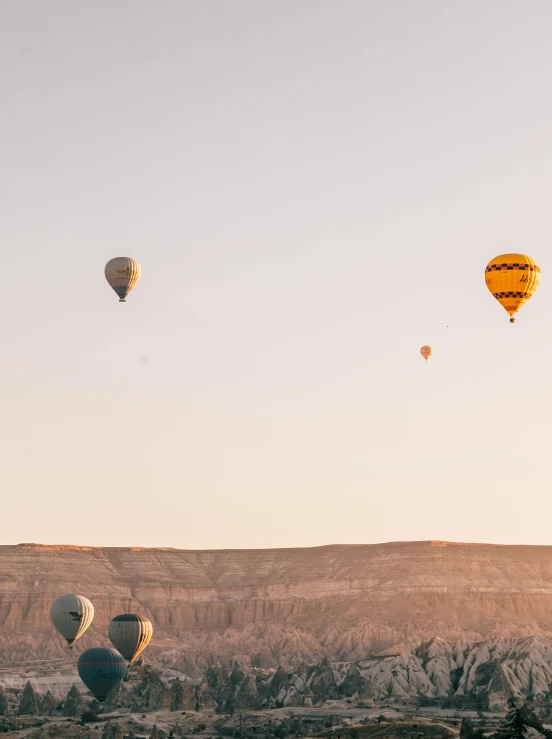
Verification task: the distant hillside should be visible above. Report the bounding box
[1,540,552,669]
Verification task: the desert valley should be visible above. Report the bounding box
[1,541,552,737]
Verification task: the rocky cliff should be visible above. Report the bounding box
[2,540,552,668]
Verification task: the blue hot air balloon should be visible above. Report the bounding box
[77,647,126,702]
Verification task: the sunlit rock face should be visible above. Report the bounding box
[2,540,552,668]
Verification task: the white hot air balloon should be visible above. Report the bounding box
[105,257,141,303]
[50,594,94,648]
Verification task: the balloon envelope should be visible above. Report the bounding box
[105,257,141,302]
[50,595,94,646]
[108,614,153,663]
[485,254,540,321]
[420,346,432,361]
[77,647,127,703]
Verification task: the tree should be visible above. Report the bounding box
[461,717,476,739]
[495,699,529,739]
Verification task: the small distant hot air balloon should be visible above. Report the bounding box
[105,257,141,303]
[485,253,541,323]
[50,595,94,648]
[77,647,127,703]
[420,346,432,362]
[108,614,153,663]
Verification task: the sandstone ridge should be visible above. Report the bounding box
[2,540,552,668]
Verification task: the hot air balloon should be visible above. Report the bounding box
[50,595,94,648]
[77,647,127,703]
[108,614,153,663]
[485,254,541,323]
[105,257,141,303]
[420,346,432,362]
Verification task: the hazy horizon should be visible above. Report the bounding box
[1,0,552,549]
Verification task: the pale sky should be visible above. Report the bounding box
[1,0,551,549]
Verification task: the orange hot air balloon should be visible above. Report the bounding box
[484,254,541,323]
[420,346,432,362]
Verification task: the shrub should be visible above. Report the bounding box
[80,710,100,724]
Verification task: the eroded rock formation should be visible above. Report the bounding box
[18,680,40,715]
[63,684,84,716]
[4,541,552,669]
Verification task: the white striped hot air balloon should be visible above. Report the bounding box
[105,257,141,303]
[50,594,94,648]
[108,614,153,663]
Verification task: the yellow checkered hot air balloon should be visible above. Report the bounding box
[485,254,540,323]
